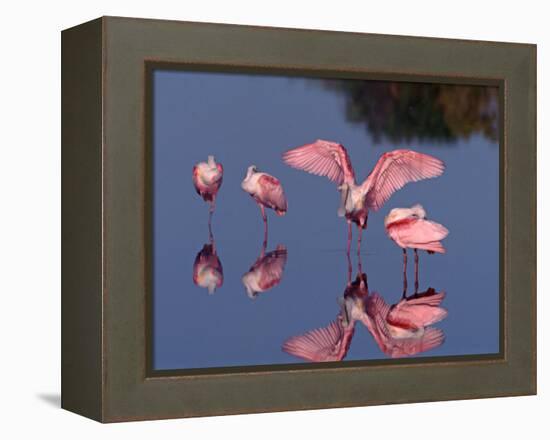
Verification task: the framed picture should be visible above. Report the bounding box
[62,16,536,422]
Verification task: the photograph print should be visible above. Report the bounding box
[148,66,501,372]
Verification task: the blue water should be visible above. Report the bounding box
[152,69,500,371]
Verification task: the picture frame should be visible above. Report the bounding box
[61,16,536,422]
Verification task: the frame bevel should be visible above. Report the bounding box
[61,16,536,422]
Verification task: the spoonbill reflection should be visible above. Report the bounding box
[385,204,449,289]
[241,165,287,246]
[282,140,444,254]
[282,255,367,362]
[386,288,448,331]
[192,239,223,295]
[283,251,447,362]
[241,243,288,299]
[192,155,223,233]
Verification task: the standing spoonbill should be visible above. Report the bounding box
[282,140,445,254]
[365,292,446,358]
[241,165,287,246]
[385,204,449,288]
[192,155,223,235]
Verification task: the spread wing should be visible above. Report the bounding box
[282,139,355,186]
[365,292,391,319]
[386,327,446,358]
[258,174,287,213]
[404,290,446,307]
[363,150,445,211]
[370,312,445,358]
[282,320,353,362]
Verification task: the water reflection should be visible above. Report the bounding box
[241,242,288,299]
[192,233,223,294]
[323,80,498,143]
[365,289,447,358]
[283,253,447,361]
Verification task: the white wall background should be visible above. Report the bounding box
[0,0,545,437]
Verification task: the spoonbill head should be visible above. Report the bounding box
[385,204,449,290]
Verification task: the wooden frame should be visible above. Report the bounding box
[62,16,536,422]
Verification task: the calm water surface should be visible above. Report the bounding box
[152,70,500,370]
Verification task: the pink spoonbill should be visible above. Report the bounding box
[192,155,223,234]
[385,204,449,289]
[241,165,287,246]
[282,140,445,254]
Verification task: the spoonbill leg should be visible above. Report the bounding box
[208,207,214,242]
[357,226,363,257]
[403,248,408,296]
[414,248,419,294]
[346,251,352,285]
[259,203,268,249]
[346,221,352,255]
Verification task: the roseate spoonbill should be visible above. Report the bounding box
[241,244,287,299]
[192,155,223,233]
[365,292,446,358]
[192,241,223,294]
[385,204,449,289]
[282,140,445,254]
[241,165,287,246]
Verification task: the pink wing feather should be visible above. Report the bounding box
[386,327,446,358]
[282,320,353,362]
[363,150,445,211]
[251,246,288,291]
[370,312,445,358]
[257,174,287,215]
[365,292,445,357]
[388,292,448,329]
[388,218,449,253]
[282,139,356,186]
